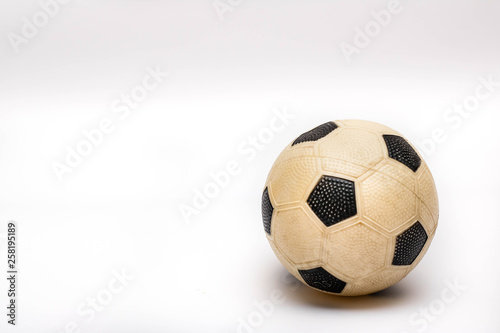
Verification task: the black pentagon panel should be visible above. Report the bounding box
[383,135,422,172]
[292,122,338,146]
[307,176,357,227]
[262,187,273,235]
[298,267,346,293]
[392,221,428,266]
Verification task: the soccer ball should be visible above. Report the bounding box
[262,120,438,296]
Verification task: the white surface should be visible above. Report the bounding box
[0,0,499,332]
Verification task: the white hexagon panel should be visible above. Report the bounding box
[272,207,323,265]
[361,169,418,232]
[326,222,389,279]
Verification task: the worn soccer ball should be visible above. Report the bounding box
[262,120,438,296]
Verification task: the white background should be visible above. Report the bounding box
[1,0,500,332]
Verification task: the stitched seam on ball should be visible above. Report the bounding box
[316,155,435,216]
[269,156,436,225]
